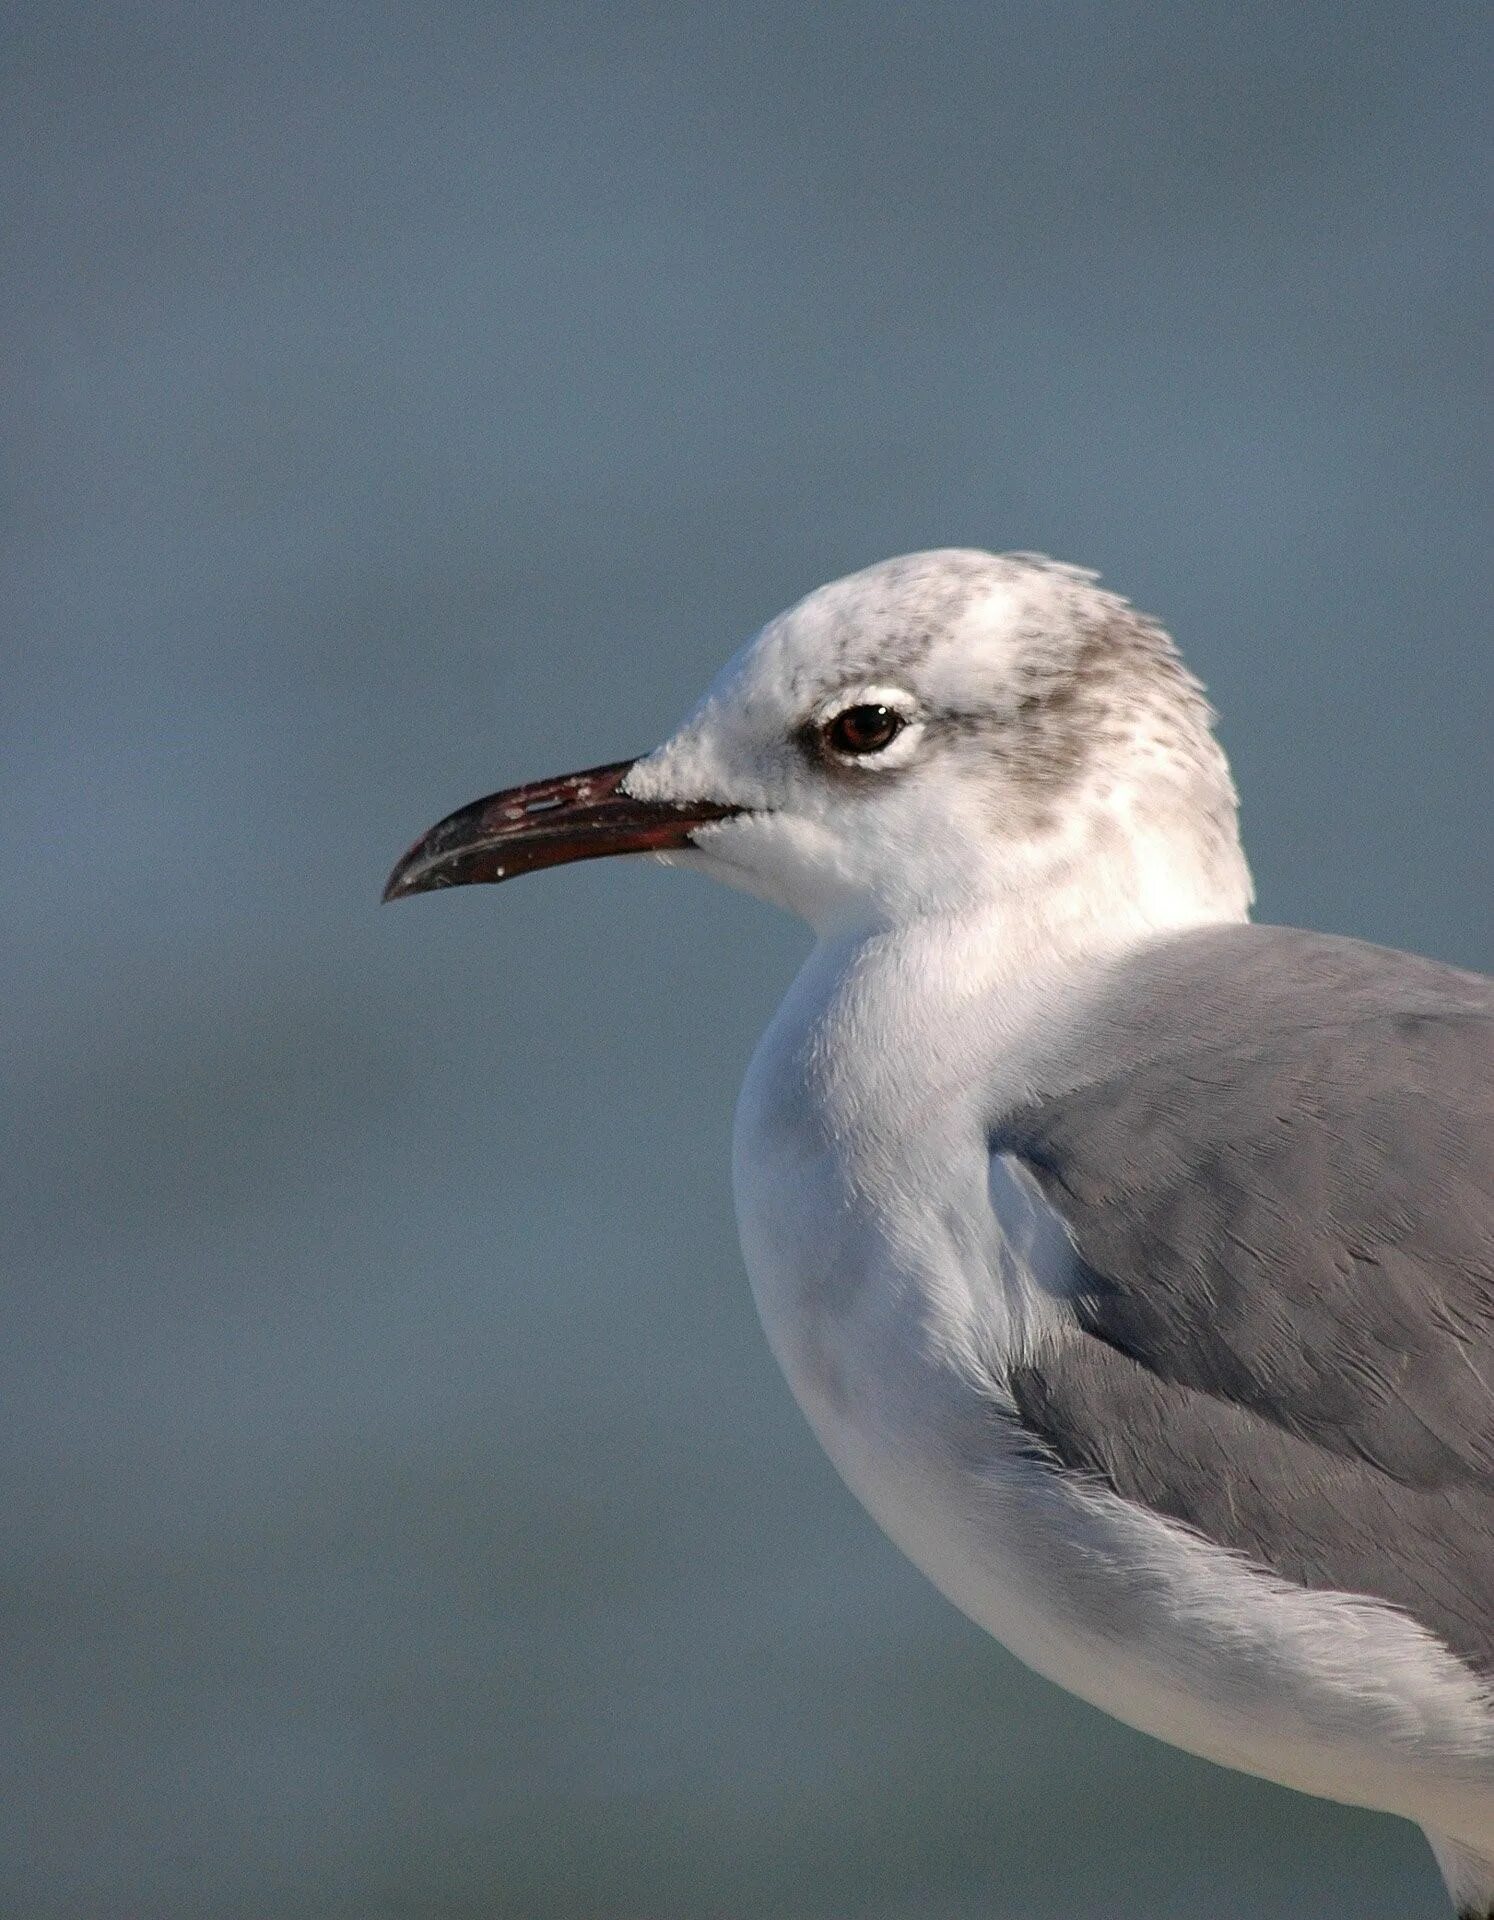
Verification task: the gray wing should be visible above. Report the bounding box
[994,924,1494,1679]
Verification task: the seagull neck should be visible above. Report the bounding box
[786,888,1244,1139]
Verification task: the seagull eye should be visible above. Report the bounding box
[823,703,905,758]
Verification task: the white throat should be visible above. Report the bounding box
[732,851,1251,1417]
[760,859,1246,1172]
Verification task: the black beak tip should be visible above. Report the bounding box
[381,844,439,904]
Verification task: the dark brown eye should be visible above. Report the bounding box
[824,703,904,757]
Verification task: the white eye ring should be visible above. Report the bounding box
[812,686,924,768]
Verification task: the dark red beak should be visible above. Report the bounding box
[382,758,739,903]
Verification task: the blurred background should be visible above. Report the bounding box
[3,4,1488,1915]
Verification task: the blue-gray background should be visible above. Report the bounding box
[4,5,1488,1916]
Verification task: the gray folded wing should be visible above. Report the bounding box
[992,925,1494,1679]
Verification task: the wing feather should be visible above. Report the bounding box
[993,925,1494,1675]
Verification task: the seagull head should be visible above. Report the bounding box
[385,550,1253,944]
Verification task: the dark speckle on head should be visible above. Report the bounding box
[989,591,1214,804]
[768,549,1003,698]
[755,551,1233,818]
[780,553,1221,816]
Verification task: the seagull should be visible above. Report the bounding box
[384,550,1494,1914]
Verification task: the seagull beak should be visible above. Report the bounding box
[382,757,740,903]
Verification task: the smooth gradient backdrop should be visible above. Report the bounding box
[4,4,1488,1915]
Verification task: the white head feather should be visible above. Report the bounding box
[626,549,1254,947]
